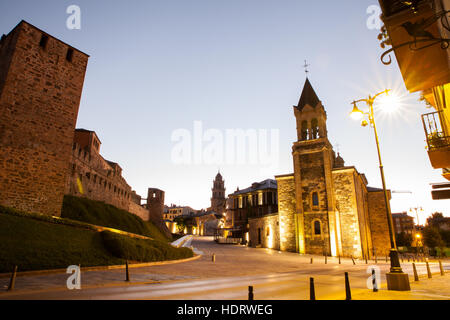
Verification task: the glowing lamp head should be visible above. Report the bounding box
[376,90,400,113]
[350,102,364,121]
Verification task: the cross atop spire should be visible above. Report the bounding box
[303,60,310,77]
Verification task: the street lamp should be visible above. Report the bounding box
[350,89,411,291]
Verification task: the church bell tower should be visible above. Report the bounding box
[291,78,340,257]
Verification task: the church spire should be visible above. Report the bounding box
[296,78,321,111]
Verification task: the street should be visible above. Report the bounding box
[0,236,448,300]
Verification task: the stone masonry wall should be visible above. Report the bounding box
[66,142,134,212]
[368,190,392,256]
[332,169,363,258]
[276,175,297,252]
[0,21,88,216]
[248,214,280,250]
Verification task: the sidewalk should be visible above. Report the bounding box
[326,273,450,300]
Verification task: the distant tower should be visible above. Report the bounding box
[211,171,226,214]
[147,188,171,238]
[0,21,89,216]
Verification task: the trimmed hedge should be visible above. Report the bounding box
[61,195,168,241]
[100,231,193,262]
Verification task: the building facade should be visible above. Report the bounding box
[378,0,450,199]
[0,21,89,216]
[237,78,392,258]
[392,212,416,235]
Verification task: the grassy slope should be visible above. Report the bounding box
[0,213,123,273]
[0,211,193,273]
[61,195,168,242]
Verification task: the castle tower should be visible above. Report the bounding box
[211,171,226,214]
[0,21,89,216]
[147,188,172,238]
[288,78,340,256]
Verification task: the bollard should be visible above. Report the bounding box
[338,255,341,264]
[344,272,351,300]
[212,254,216,262]
[325,254,327,264]
[426,261,432,279]
[351,255,355,265]
[372,269,378,292]
[310,277,316,300]
[439,260,445,276]
[310,257,313,264]
[412,263,419,282]
[125,260,130,282]
[365,257,368,264]
[385,255,388,263]
[375,255,377,264]
[7,266,18,291]
[248,286,254,301]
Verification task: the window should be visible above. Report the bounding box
[66,48,74,62]
[314,220,321,235]
[39,34,48,49]
[301,120,308,140]
[312,192,319,207]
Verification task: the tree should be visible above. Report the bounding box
[174,216,186,233]
[426,212,444,228]
[422,226,445,256]
[395,232,412,247]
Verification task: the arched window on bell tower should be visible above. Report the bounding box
[311,118,319,139]
[301,120,308,141]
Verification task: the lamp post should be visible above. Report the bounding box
[350,89,410,291]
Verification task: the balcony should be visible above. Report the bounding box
[422,111,450,169]
[379,0,450,93]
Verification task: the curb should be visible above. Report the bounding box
[0,254,202,279]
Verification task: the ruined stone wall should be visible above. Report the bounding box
[368,190,392,256]
[276,175,297,252]
[0,21,88,216]
[66,142,132,212]
[248,214,280,250]
[128,201,149,221]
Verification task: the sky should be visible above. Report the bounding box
[1,0,448,223]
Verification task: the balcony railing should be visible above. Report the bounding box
[421,111,450,150]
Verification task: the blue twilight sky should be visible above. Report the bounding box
[1,0,448,221]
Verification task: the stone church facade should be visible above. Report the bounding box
[249,78,391,259]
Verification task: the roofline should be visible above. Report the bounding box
[11,20,90,57]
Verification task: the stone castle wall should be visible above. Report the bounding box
[66,141,133,212]
[0,21,88,216]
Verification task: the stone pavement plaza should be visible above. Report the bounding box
[0,236,449,299]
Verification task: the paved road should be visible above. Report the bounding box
[1,236,448,300]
